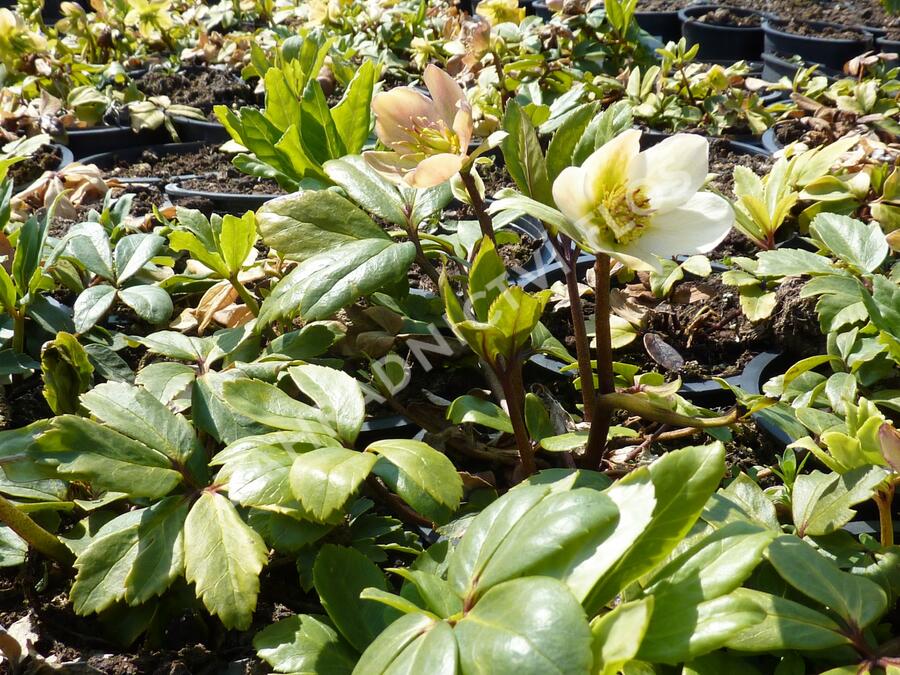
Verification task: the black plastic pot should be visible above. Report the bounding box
[165,178,282,213]
[79,141,208,178]
[172,116,231,144]
[635,10,682,42]
[741,350,802,447]
[762,20,874,71]
[761,127,782,155]
[876,35,900,52]
[506,216,555,278]
[358,414,418,444]
[761,52,842,82]
[64,124,169,160]
[679,5,767,61]
[532,1,552,19]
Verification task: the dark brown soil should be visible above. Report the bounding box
[8,144,61,188]
[178,173,285,196]
[636,0,690,11]
[0,375,53,430]
[768,19,869,39]
[695,7,761,26]
[707,140,773,198]
[104,145,234,181]
[137,68,255,121]
[772,113,868,149]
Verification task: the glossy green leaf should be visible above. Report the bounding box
[118,285,173,326]
[810,212,888,273]
[254,614,356,675]
[591,598,654,675]
[501,100,553,205]
[290,447,377,522]
[257,190,388,262]
[124,496,190,605]
[115,233,164,284]
[447,395,513,433]
[367,439,462,524]
[584,443,726,612]
[313,544,400,653]
[324,155,407,226]
[352,613,441,675]
[32,415,182,499]
[258,240,415,323]
[791,467,889,537]
[221,378,334,435]
[724,588,850,652]
[73,284,116,333]
[288,364,365,444]
[455,577,593,674]
[767,535,887,629]
[217,443,301,510]
[448,484,619,603]
[40,332,93,415]
[219,211,257,275]
[468,236,507,322]
[184,491,268,630]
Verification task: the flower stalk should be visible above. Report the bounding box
[0,493,74,565]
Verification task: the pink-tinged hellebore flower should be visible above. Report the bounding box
[364,64,473,189]
[552,129,734,271]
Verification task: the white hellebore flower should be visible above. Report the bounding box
[552,129,733,271]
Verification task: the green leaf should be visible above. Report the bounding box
[638,524,775,663]
[447,395,513,433]
[32,415,182,499]
[324,155,407,226]
[500,100,553,205]
[638,593,764,664]
[455,577,593,674]
[755,249,837,277]
[125,496,189,605]
[331,61,374,154]
[584,443,726,612]
[257,190,388,262]
[791,467,889,537]
[766,535,887,629]
[367,439,463,524]
[810,213,888,273]
[719,473,779,530]
[73,284,116,333]
[447,485,619,603]
[115,233,164,284]
[254,614,356,675]
[546,102,599,183]
[391,569,462,619]
[221,378,334,435]
[288,364,365,444]
[118,285,173,325]
[217,443,302,510]
[487,286,550,360]
[219,211,257,275]
[41,332,93,415]
[591,598,654,675]
[135,362,195,406]
[468,236,507,322]
[313,544,400,653]
[524,393,555,442]
[724,588,850,652]
[81,382,200,467]
[290,447,377,523]
[258,240,415,323]
[184,491,268,630]
[353,614,445,675]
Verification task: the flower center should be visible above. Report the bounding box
[591,183,653,245]
[396,116,461,157]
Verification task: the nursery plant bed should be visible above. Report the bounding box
[136,66,256,121]
[762,19,874,71]
[679,5,768,61]
[166,173,286,214]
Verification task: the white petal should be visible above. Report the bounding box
[629,133,709,213]
[407,153,463,188]
[619,191,734,263]
[552,165,593,225]
[582,129,642,205]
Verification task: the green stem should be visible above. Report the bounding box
[12,310,25,354]
[875,484,895,548]
[229,276,260,316]
[0,494,74,565]
[459,169,496,251]
[581,255,615,468]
